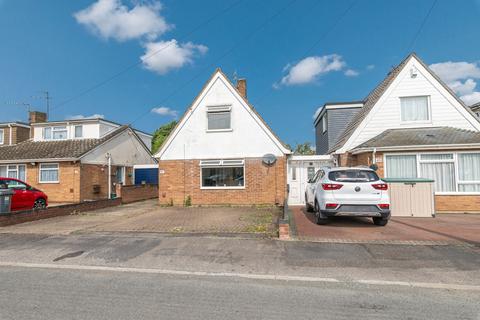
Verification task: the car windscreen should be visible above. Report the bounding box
[328,170,379,183]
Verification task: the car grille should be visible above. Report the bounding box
[338,205,378,212]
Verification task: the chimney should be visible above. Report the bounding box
[236,78,247,99]
[29,111,47,124]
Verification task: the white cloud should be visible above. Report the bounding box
[430,61,480,106]
[141,39,208,74]
[429,61,480,83]
[151,106,178,117]
[68,114,105,120]
[344,69,359,77]
[74,0,170,42]
[280,54,346,86]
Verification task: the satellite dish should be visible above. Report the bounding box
[262,153,277,166]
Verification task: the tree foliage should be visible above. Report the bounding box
[293,142,315,155]
[151,120,177,154]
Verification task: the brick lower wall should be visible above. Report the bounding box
[116,184,158,204]
[158,157,287,206]
[0,198,122,227]
[27,162,82,203]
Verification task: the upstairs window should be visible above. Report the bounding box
[0,128,3,144]
[207,106,231,131]
[400,96,430,122]
[74,125,83,138]
[322,115,327,133]
[43,126,67,140]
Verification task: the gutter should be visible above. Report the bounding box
[0,158,79,164]
[350,143,480,154]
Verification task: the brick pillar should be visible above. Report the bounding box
[115,183,122,198]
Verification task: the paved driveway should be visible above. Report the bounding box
[291,206,480,245]
[0,200,281,236]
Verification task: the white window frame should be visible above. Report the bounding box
[74,125,83,138]
[399,95,431,124]
[0,164,27,181]
[43,126,68,140]
[199,159,245,190]
[322,115,327,133]
[39,163,59,183]
[0,128,4,144]
[206,105,232,132]
[384,151,480,195]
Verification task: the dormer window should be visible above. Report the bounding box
[74,125,83,138]
[0,129,4,144]
[400,96,430,122]
[207,106,231,131]
[43,126,67,140]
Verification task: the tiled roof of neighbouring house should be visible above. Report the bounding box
[353,127,480,150]
[327,53,480,154]
[0,125,128,161]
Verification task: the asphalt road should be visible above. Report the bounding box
[0,266,479,320]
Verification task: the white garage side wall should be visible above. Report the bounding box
[81,130,156,165]
[340,57,480,153]
[158,73,288,160]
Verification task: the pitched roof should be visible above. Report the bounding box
[327,53,480,154]
[0,125,129,162]
[353,127,480,150]
[155,68,291,158]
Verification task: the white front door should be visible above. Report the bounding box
[288,163,301,205]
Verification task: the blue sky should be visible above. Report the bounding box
[1,0,480,146]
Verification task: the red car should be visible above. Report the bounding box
[0,177,48,211]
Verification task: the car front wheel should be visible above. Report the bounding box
[305,194,313,212]
[372,217,388,226]
[33,198,47,210]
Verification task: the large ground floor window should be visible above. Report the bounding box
[385,152,480,194]
[0,164,26,181]
[39,163,59,183]
[200,159,245,189]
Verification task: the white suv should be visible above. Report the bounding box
[305,167,391,226]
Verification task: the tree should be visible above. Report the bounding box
[293,142,315,155]
[151,120,177,154]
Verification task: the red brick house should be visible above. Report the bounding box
[0,113,156,203]
[318,53,480,213]
[155,69,291,206]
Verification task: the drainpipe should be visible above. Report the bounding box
[8,124,12,145]
[372,148,377,165]
[106,153,111,199]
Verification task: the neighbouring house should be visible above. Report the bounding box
[0,122,30,145]
[0,111,156,203]
[155,69,291,206]
[314,101,363,154]
[316,53,480,213]
[471,102,480,118]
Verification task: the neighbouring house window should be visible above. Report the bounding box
[457,153,480,192]
[74,125,83,138]
[419,154,455,192]
[307,167,316,180]
[44,126,67,140]
[207,106,231,131]
[200,159,244,188]
[400,96,429,122]
[39,163,59,183]
[322,115,327,133]
[0,164,26,181]
[385,155,417,178]
[0,129,4,144]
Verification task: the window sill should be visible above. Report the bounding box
[200,186,245,190]
[400,120,432,125]
[435,192,480,196]
[38,181,60,184]
[206,129,233,133]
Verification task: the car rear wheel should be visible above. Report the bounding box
[372,217,388,226]
[33,198,47,210]
[314,201,328,225]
